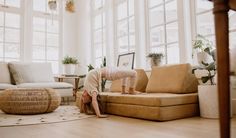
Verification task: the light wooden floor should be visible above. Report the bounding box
[0,115,235,138]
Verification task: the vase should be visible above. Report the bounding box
[150,58,161,67]
[63,64,76,75]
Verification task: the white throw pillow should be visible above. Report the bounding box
[8,62,55,84]
[0,62,11,84]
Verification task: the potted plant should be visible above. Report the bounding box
[193,34,214,67]
[65,0,75,13]
[147,53,164,67]
[62,56,78,75]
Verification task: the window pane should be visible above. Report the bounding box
[129,35,135,51]
[5,28,20,43]
[0,27,3,42]
[5,13,20,28]
[0,43,3,57]
[150,26,165,46]
[229,11,236,30]
[129,17,135,34]
[117,20,128,37]
[0,0,3,5]
[94,30,102,44]
[33,17,46,32]
[47,33,58,46]
[94,14,102,30]
[33,32,45,45]
[149,0,163,8]
[230,32,236,48]
[149,5,164,27]
[94,0,102,10]
[33,46,45,60]
[166,22,178,43]
[6,0,20,8]
[165,0,177,22]
[50,61,59,74]
[0,12,3,26]
[47,47,58,60]
[117,2,127,20]
[95,58,102,68]
[33,0,46,12]
[128,0,134,16]
[197,12,215,36]
[5,43,20,58]
[167,43,179,64]
[196,0,213,13]
[95,44,102,58]
[118,36,128,53]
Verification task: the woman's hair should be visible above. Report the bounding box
[80,91,104,115]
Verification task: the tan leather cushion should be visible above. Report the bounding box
[105,92,198,107]
[110,69,148,92]
[146,64,198,94]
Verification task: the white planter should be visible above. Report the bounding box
[63,64,76,75]
[198,85,233,118]
[197,52,214,66]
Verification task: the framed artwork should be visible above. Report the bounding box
[117,52,135,69]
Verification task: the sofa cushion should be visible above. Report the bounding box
[0,83,17,90]
[104,92,198,107]
[17,82,73,89]
[110,69,148,92]
[8,62,54,84]
[146,64,198,94]
[0,62,11,84]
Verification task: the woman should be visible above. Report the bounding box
[80,67,137,118]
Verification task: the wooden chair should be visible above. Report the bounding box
[209,0,236,138]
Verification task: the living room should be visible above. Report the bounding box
[0,0,236,138]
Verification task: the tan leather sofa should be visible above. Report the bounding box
[76,64,199,121]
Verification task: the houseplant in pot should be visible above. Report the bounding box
[62,56,78,75]
[147,53,164,67]
[193,34,214,67]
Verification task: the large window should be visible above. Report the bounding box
[32,0,61,74]
[0,0,22,61]
[195,0,215,45]
[115,0,135,54]
[147,0,179,64]
[91,0,106,68]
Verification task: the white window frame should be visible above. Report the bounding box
[145,0,180,66]
[114,0,135,58]
[91,0,106,68]
[0,0,23,61]
[31,0,63,74]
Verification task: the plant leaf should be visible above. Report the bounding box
[201,76,210,83]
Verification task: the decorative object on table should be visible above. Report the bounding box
[62,56,78,75]
[147,52,164,67]
[0,88,61,115]
[65,0,75,13]
[117,52,135,69]
[193,34,214,67]
[0,106,94,127]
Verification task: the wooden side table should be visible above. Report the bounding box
[55,76,80,97]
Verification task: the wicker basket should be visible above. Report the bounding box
[0,88,61,115]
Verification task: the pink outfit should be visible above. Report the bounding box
[83,67,137,96]
[101,67,137,88]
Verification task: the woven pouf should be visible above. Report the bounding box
[0,88,61,115]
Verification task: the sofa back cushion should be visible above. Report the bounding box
[8,62,54,84]
[146,64,198,94]
[0,62,11,84]
[110,69,148,92]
